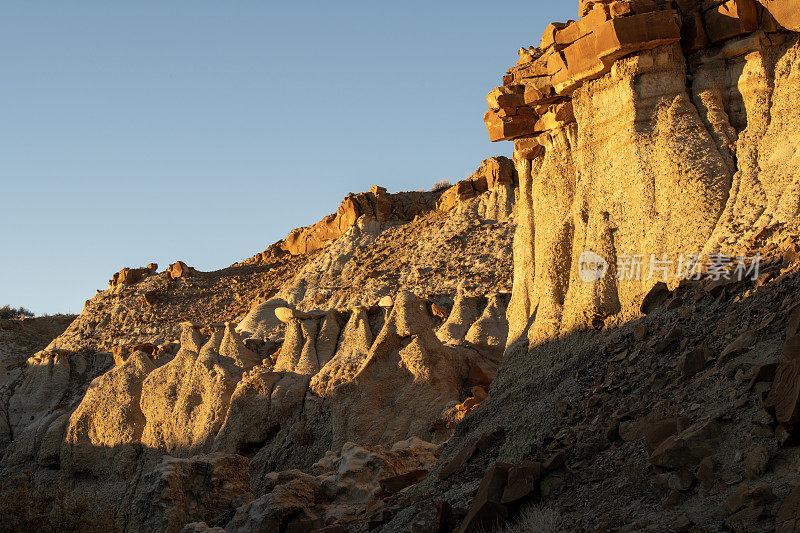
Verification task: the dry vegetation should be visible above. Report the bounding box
[0,475,119,533]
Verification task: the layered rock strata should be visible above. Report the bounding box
[484,0,800,347]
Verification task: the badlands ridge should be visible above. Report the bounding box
[2,0,800,531]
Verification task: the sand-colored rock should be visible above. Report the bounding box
[272,316,322,375]
[465,293,510,347]
[331,292,465,447]
[235,298,288,340]
[437,285,484,345]
[505,44,736,345]
[491,4,799,352]
[4,410,65,467]
[61,351,155,478]
[311,307,373,397]
[140,325,240,452]
[315,309,342,369]
[213,369,309,455]
[295,319,321,375]
[219,322,261,369]
[758,0,800,31]
[7,351,71,436]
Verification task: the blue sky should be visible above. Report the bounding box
[0,1,575,315]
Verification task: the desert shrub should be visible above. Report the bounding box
[0,475,119,533]
[503,504,563,533]
[473,504,563,533]
[0,305,35,319]
[431,179,452,191]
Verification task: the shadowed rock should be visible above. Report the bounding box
[331,292,465,447]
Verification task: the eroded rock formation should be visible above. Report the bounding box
[486,0,800,348]
[3,2,800,531]
[1,281,508,531]
[282,186,437,255]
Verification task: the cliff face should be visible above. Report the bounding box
[487,1,800,350]
[3,2,800,532]
[385,1,800,531]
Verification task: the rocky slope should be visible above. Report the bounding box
[378,0,800,531]
[2,1,800,532]
[0,156,518,532]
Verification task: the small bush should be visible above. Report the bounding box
[473,504,563,533]
[504,504,563,533]
[431,179,452,192]
[0,305,34,319]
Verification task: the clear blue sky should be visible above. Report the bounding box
[0,1,575,315]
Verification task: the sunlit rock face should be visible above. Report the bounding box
[490,1,800,348]
[2,2,800,532]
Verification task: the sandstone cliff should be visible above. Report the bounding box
[3,1,800,531]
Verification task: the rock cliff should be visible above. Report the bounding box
[2,1,800,531]
[486,0,800,351]
[0,157,517,531]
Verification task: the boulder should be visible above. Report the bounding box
[696,456,715,489]
[723,483,775,514]
[484,108,538,142]
[776,484,800,532]
[744,445,773,479]
[682,343,710,379]
[378,469,428,494]
[457,462,511,533]
[500,461,542,503]
[225,471,322,533]
[764,357,800,428]
[640,281,672,314]
[650,420,721,469]
[168,261,195,280]
[110,264,157,286]
[644,417,690,451]
[128,453,251,533]
[313,438,438,504]
[274,307,325,323]
[757,0,800,30]
[704,0,759,44]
